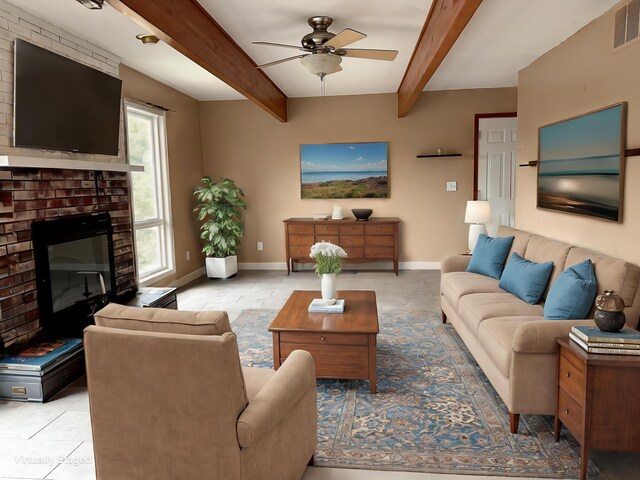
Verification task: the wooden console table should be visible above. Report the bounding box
[283,217,399,275]
[555,337,640,480]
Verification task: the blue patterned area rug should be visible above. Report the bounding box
[234,309,591,478]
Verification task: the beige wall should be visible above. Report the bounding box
[199,89,517,265]
[120,65,205,283]
[516,3,640,265]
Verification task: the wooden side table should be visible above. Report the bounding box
[555,337,640,480]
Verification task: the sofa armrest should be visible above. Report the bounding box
[236,350,316,448]
[512,319,595,354]
[441,254,472,274]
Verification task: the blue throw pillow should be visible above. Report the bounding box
[545,260,597,320]
[466,234,514,279]
[499,253,554,304]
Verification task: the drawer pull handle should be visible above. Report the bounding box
[321,336,326,341]
[564,408,569,415]
[566,372,571,378]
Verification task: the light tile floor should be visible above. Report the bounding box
[1,270,638,479]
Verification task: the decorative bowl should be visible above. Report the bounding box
[351,209,373,221]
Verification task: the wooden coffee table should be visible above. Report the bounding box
[269,290,379,393]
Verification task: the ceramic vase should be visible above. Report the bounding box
[594,290,626,332]
[321,273,337,305]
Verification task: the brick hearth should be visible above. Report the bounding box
[0,167,136,349]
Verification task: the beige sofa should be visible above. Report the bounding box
[85,304,317,480]
[440,226,640,433]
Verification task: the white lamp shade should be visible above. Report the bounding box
[300,53,342,77]
[464,200,491,224]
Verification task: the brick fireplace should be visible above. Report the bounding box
[0,167,136,349]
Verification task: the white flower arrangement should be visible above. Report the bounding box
[309,241,347,276]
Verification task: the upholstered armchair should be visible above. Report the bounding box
[84,304,317,480]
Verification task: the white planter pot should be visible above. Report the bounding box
[206,255,238,279]
[321,273,337,305]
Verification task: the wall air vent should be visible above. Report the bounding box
[614,0,640,49]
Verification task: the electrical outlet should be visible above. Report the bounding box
[186,251,190,261]
[446,181,457,192]
[257,242,264,251]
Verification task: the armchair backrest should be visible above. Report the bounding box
[85,305,249,479]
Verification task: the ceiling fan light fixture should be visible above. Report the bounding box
[136,34,160,45]
[75,0,104,9]
[300,53,342,78]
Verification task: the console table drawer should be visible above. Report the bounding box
[366,235,394,247]
[280,332,368,346]
[340,236,364,247]
[365,223,394,235]
[339,224,364,235]
[289,246,312,258]
[343,246,364,258]
[288,224,314,235]
[558,389,584,442]
[559,354,584,406]
[315,224,339,234]
[289,234,314,246]
[316,235,339,244]
[366,246,394,258]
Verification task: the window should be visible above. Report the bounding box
[125,101,174,284]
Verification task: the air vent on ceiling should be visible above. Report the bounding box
[614,0,640,49]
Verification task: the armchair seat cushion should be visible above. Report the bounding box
[458,293,543,334]
[94,303,231,335]
[441,272,504,311]
[243,367,276,401]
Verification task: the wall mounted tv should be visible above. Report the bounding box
[13,38,122,155]
[537,103,626,223]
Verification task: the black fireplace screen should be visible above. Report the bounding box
[33,213,116,338]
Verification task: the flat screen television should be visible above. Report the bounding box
[13,38,122,155]
[537,103,626,222]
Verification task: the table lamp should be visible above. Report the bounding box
[465,200,491,252]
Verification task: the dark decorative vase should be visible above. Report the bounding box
[594,290,626,332]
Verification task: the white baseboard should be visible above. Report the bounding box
[169,267,206,288]
[237,262,441,271]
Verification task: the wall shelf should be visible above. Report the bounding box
[417,153,462,158]
[0,155,144,173]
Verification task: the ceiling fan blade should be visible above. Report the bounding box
[340,49,398,61]
[253,42,308,51]
[324,28,366,50]
[256,54,309,69]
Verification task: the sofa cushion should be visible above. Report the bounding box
[523,235,572,297]
[441,272,504,311]
[499,253,554,304]
[478,317,540,378]
[458,293,544,335]
[467,234,514,279]
[497,226,532,263]
[565,247,640,308]
[94,303,232,335]
[545,259,597,320]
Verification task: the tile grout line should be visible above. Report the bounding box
[28,411,66,440]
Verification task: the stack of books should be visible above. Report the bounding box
[308,299,345,313]
[570,326,640,355]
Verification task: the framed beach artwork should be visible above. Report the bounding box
[300,142,389,199]
[537,103,626,222]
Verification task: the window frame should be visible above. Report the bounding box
[124,100,175,286]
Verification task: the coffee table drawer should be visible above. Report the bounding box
[280,332,368,346]
[280,343,368,378]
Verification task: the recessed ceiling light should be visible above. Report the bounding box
[75,0,104,9]
[135,34,160,45]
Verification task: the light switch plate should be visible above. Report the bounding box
[446,181,457,192]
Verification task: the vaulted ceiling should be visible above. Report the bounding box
[9,0,620,118]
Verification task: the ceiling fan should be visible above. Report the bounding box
[253,16,398,79]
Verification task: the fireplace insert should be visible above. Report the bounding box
[33,213,117,338]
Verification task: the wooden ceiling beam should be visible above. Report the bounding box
[107,0,288,122]
[397,0,483,117]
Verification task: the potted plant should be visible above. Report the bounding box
[193,177,246,279]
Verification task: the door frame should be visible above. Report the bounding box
[473,112,517,200]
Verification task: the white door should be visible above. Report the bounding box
[477,116,518,236]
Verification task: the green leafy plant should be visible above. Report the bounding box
[193,177,246,258]
[309,242,347,275]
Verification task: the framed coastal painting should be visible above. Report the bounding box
[300,142,389,199]
[537,103,626,222]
